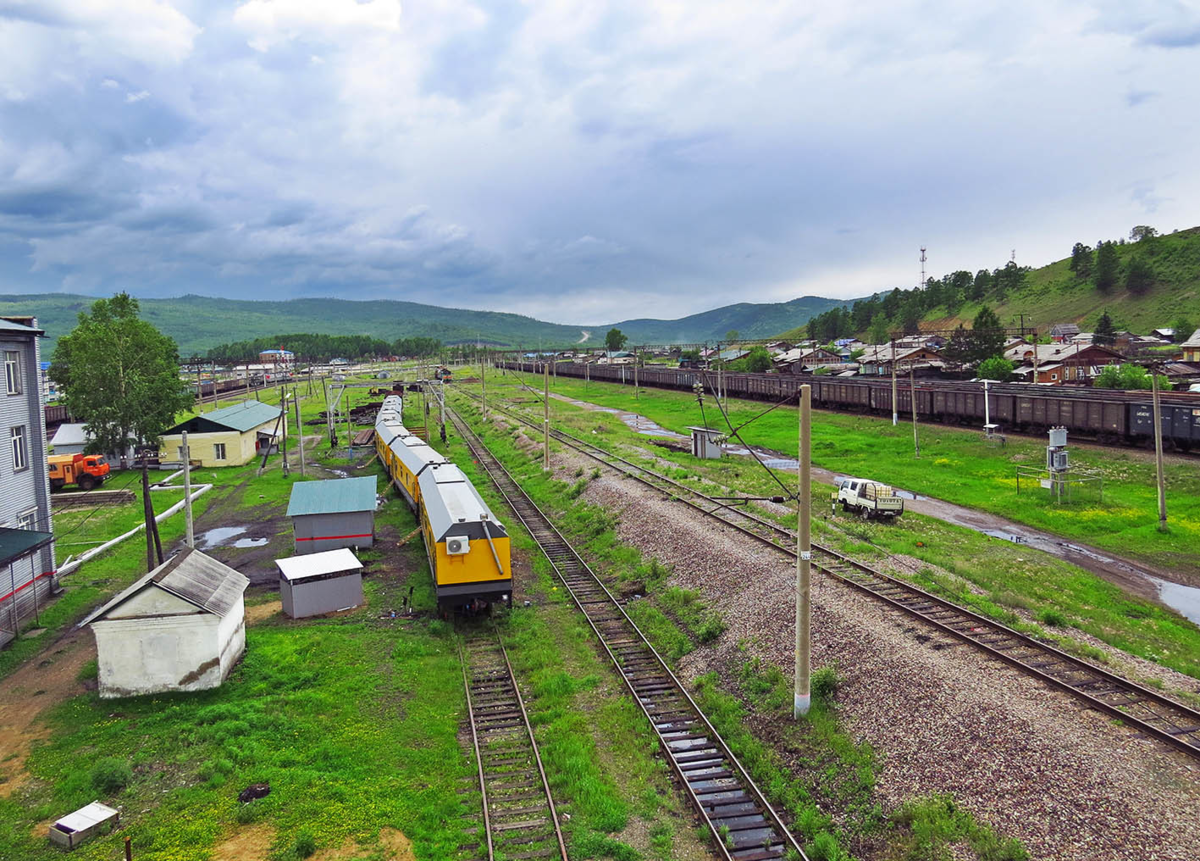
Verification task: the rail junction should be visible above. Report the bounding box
[455,389,1200,762]
[448,407,809,861]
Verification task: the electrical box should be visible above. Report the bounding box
[1048,427,1067,448]
[1051,450,1069,471]
[687,426,724,460]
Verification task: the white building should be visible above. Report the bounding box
[1,316,55,649]
[82,549,248,699]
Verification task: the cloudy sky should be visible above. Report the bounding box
[1,1,1198,323]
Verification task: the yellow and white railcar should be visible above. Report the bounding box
[375,394,512,612]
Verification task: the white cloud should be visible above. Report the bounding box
[1,0,1199,323]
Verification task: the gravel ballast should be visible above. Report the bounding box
[554,449,1200,861]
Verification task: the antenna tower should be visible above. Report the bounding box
[919,246,927,289]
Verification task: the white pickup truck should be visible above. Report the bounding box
[834,477,904,520]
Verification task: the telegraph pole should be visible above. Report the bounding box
[890,336,899,426]
[182,432,194,548]
[293,387,305,476]
[279,387,289,477]
[480,353,487,422]
[794,384,812,718]
[543,362,550,472]
[1151,365,1167,530]
[910,364,920,458]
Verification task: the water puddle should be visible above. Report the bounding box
[1150,578,1200,625]
[982,529,1026,544]
[619,414,686,439]
[198,526,267,550]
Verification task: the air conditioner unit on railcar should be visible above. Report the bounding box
[446,536,471,555]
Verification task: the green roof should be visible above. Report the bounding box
[165,400,282,435]
[0,527,54,567]
[287,477,378,517]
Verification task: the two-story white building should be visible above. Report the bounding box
[1,316,55,649]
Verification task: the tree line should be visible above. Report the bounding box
[204,333,445,362]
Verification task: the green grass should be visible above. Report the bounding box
[459,373,1200,681]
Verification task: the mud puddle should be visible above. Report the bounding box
[198,526,269,550]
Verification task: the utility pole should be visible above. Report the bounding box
[293,387,305,476]
[345,390,353,455]
[279,387,289,477]
[890,336,899,426]
[439,379,447,444]
[794,384,812,719]
[141,457,156,572]
[634,356,639,400]
[480,353,487,422]
[910,364,920,458]
[543,362,550,472]
[1151,365,1167,530]
[182,432,194,548]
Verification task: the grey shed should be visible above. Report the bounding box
[286,476,377,554]
[275,548,364,618]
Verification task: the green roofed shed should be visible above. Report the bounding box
[287,477,377,555]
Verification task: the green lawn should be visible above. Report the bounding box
[490,370,1200,578]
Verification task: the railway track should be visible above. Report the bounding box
[459,390,1200,762]
[459,626,568,861]
[448,408,809,861]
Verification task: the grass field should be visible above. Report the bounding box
[457,371,1200,684]
[493,370,1200,578]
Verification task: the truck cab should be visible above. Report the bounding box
[48,453,111,491]
[835,477,903,520]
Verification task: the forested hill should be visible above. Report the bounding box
[0,291,855,356]
[0,294,592,356]
[796,226,1200,342]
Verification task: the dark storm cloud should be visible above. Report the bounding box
[0,0,1198,322]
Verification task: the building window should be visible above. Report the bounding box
[17,509,36,530]
[1051,373,1058,381]
[4,351,20,395]
[213,443,226,461]
[11,425,27,471]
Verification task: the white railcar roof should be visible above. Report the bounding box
[418,462,504,539]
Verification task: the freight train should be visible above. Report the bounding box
[502,361,1200,450]
[374,394,512,612]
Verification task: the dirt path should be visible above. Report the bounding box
[0,630,94,798]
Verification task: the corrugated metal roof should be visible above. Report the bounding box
[81,548,249,625]
[287,476,378,517]
[0,317,43,335]
[51,423,88,447]
[169,400,282,434]
[275,548,362,582]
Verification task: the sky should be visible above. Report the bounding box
[1,0,1198,325]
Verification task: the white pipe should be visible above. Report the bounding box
[984,379,990,427]
[58,484,213,578]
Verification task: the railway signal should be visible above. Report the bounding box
[795,383,812,719]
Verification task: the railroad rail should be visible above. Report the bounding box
[459,626,568,861]
[460,390,1200,762]
[448,407,809,861]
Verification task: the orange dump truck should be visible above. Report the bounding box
[48,453,110,491]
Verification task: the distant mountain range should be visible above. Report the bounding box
[0,292,855,356]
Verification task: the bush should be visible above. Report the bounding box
[293,829,317,858]
[1038,608,1067,627]
[807,831,844,861]
[236,800,262,824]
[90,757,132,795]
[811,665,841,701]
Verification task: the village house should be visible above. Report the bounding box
[1049,323,1081,343]
[159,399,283,467]
[1182,329,1200,363]
[857,344,943,376]
[773,347,844,374]
[82,549,249,698]
[1003,342,1124,384]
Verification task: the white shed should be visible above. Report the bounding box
[81,549,249,699]
[275,548,364,618]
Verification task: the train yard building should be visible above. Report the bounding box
[286,476,377,554]
[1,316,56,649]
[276,548,364,618]
[159,400,283,467]
[81,549,249,699]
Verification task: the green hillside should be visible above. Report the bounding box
[0,294,594,357]
[0,291,855,357]
[611,295,853,343]
[789,226,1200,342]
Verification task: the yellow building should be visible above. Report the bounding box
[1182,329,1200,363]
[159,400,284,467]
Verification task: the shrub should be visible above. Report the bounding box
[1038,608,1067,627]
[811,665,841,701]
[293,829,317,858]
[807,831,843,861]
[90,757,132,795]
[696,616,726,644]
[236,800,262,824]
